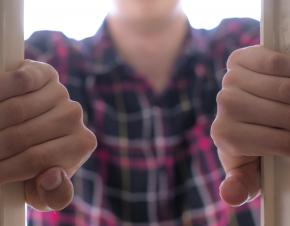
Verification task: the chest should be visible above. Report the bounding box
[84,61,218,140]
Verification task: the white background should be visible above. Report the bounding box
[24,0,261,40]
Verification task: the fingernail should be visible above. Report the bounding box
[39,170,62,191]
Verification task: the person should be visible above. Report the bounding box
[17,0,287,225]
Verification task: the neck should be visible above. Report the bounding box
[107,12,187,93]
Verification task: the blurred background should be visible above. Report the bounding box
[24,0,261,40]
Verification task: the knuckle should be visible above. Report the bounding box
[211,118,237,154]
[44,63,59,81]
[86,130,98,151]
[33,61,59,81]
[210,119,226,147]
[210,119,219,143]
[57,84,70,100]
[222,70,236,87]
[227,49,242,69]
[66,101,83,122]
[79,129,98,154]
[14,67,34,93]
[216,89,232,107]
[215,90,223,105]
[216,89,240,122]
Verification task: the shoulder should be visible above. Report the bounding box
[26,31,73,58]
[185,18,260,58]
[25,31,85,73]
[214,18,259,36]
[210,18,260,50]
[25,30,85,66]
[25,30,86,85]
[208,18,260,85]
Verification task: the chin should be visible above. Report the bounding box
[113,0,181,22]
[130,12,170,24]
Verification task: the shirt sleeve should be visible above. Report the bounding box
[25,30,74,85]
[25,31,93,126]
[210,18,260,85]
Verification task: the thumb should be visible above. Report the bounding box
[219,159,261,206]
[36,167,74,211]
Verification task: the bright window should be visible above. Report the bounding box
[24,0,261,40]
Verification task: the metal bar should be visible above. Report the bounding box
[261,0,290,225]
[0,0,26,225]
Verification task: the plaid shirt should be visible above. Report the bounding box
[25,18,260,226]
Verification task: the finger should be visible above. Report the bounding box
[24,178,48,211]
[217,87,290,131]
[25,167,74,211]
[0,129,96,184]
[227,45,290,76]
[37,167,74,211]
[0,81,69,130]
[0,101,82,159]
[219,158,260,206]
[224,66,290,105]
[211,118,290,158]
[0,60,58,101]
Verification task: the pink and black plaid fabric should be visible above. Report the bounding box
[25,18,260,226]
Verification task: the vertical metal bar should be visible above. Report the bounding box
[261,0,290,225]
[0,0,26,225]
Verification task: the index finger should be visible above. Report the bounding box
[227,45,290,77]
[0,60,58,101]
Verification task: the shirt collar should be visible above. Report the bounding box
[84,18,210,75]
[181,23,210,57]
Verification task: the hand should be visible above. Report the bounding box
[211,46,290,206]
[0,60,97,211]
